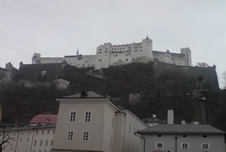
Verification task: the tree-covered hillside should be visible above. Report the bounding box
[0,62,225,131]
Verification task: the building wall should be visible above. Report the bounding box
[32,38,191,70]
[0,125,55,152]
[52,99,107,151]
[113,112,126,152]
[142,134,225,152]
[121,110,149,152]
[103,102,117,152]
[31,128,55,152]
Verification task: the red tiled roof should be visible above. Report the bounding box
[30,114,57,124]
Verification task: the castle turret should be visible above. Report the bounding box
[32,53,41,64]
[95,43,112,70]
[181,47,192,66]
[141,36,153,59]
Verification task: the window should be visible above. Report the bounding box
[181,143,189,149]
[202,143,209,149]
[47,130,50,134]
[112,118,114,128]
[45,140,48,146]
[27,137,29,142]
[157,134,162,137]
[182,134,187,138]
[36,130,38,135]
[51,140,54,146]
[20,138,22,143]
[34,140,37,146]
[12,137,15,141]
[52,129,55,134]
[129,124,131,132]
[42,130,44,135]
[10,147,13,152]
[70,112,76,122]
[40,140,43,146]
[25,148,28,152]
[85,112,91,122]
[202,135,208,138]
[83,132,89,141]
[68,131,74,140]
[156,142,163,149]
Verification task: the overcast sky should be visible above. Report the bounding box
[0,0,225,87]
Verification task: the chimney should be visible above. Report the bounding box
[167,109,174,124]
[181,120,186,125]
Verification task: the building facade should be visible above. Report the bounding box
[137,124,225,152]
[32,37,191,70]
[51,91,148,152]
[0,124,55,152]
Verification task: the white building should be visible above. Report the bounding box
[137,124,226,152]
[32,37,191,70]
[0,124,55,152]
[52,91,148,152]
[137,110,226,152]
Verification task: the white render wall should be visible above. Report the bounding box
[120,110,149,152]
[0,125,55,152]
[52,99,109,151]
[31,128,55,152]
[32,38,191,70]
[142,134,225,152]
[52,96,148,152]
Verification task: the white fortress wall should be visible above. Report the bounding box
[39,57,64,64]
[181,47,192,66]
[32,37,192,70]
[64,55,95,68]
[153,50,188,66]
[109,44,132,66]
[95,44,111,69]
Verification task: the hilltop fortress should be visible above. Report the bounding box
[32,37,192,70]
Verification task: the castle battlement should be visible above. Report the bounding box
[32,37,191,70]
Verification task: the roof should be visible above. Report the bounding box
[0,123,56,131]
[62,91,104,99]
[137,124,225,134]
[29,114,58,124]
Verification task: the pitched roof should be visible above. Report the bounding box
[3,123,56,131]
[29,114,57,124]
[137,124,225,134]
[62,91,104,99]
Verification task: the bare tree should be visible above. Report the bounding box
[0,125,13,152]
[196,62,209,67]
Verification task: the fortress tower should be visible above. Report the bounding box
[32,53,41,64]
[181,47,192,66]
